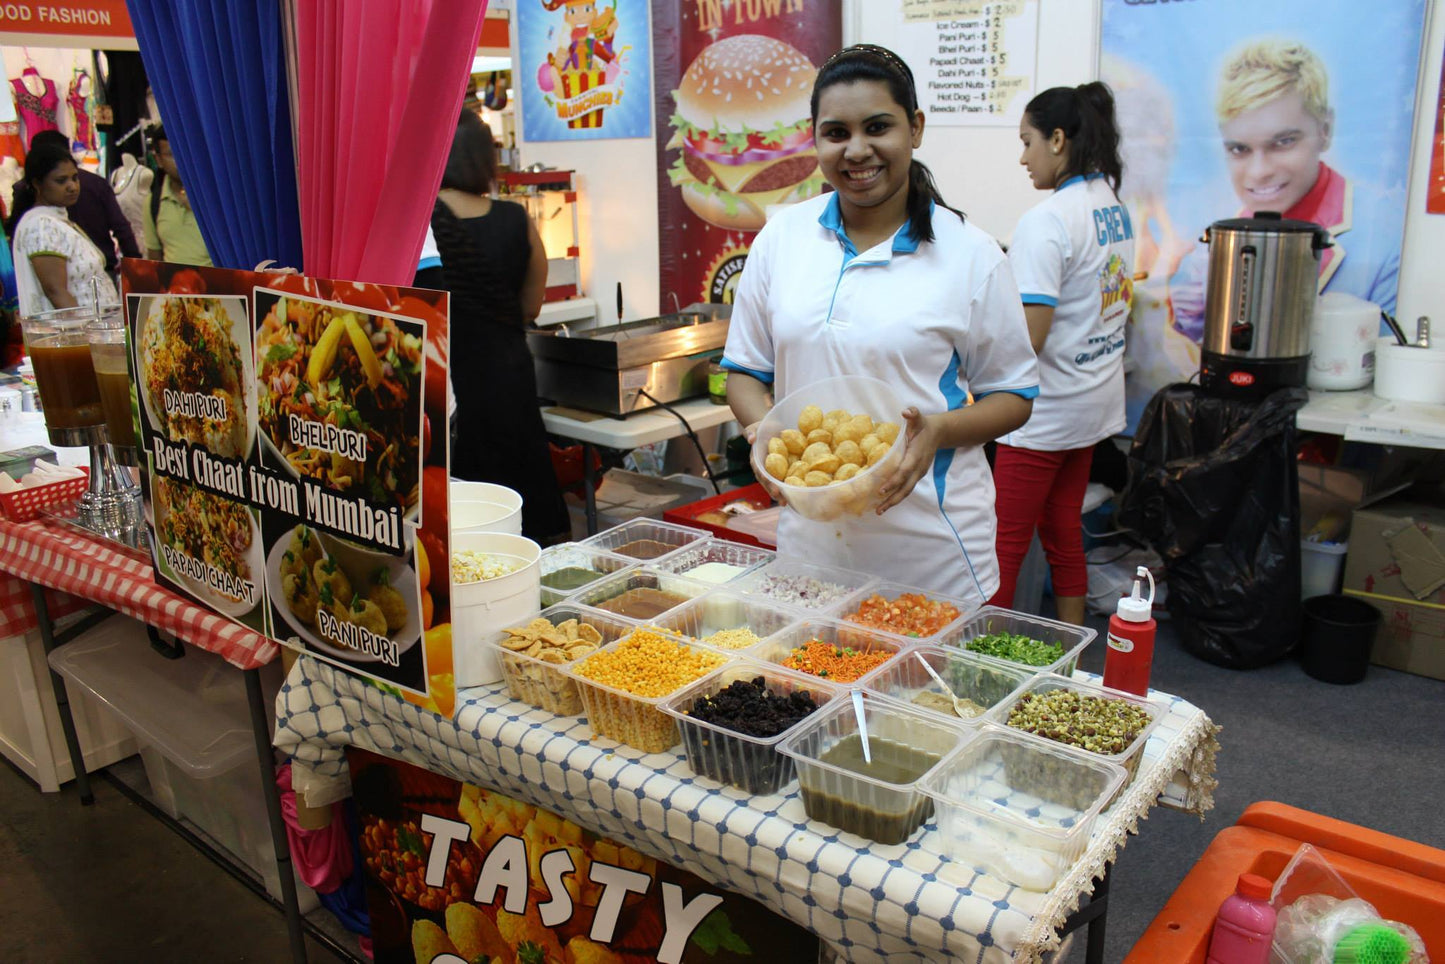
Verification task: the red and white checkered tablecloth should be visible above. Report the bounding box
[0,518,279,670]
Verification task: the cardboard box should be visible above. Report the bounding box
[1342,485,1445,680]
[1298,463,1371,540]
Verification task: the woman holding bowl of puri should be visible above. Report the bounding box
[723,45,1038,606]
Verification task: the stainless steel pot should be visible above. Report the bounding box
[1201,212,1331,361]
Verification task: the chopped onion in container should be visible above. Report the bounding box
[452,550,523,584]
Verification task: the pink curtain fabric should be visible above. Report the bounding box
[292,0,488,284]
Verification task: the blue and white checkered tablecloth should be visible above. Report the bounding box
[274,655,1218,963]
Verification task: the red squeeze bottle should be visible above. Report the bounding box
[1103,565,1156,696]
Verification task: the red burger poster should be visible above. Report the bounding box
[653,0,842,307]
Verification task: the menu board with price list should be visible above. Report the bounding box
[895,0,1038,126]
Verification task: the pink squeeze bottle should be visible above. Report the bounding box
[1206,873,1277,964]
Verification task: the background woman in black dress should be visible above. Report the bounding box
[431,110,570,544]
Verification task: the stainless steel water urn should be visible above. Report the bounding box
[1199,212,1331,397]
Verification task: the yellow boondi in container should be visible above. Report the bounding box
[574,630,725,697]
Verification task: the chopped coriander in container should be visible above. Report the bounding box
[943,606,1095,677]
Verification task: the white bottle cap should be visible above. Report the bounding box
[1115,566,1155,623]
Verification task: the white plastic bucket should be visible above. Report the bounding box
[451,499,523,535]
[750,375,906,522]
[451,531,541,685]
[451,481,523,511]
[1300,539,1348,599]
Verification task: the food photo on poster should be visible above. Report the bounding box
[519,0,653,141]
[1099,0,1426,429]
[653,0,841,306]
[122,260,453,699]
[349,748,820,964]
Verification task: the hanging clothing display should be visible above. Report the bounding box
[68,69,96,152]
[11,68,60,150]
[96,51,151,172]
[0,156,22,219]
[0,122,23,165]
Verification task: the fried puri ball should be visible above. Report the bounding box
[832,420,864,445]
[342,596,388,636]
[849,414,875,437]
[801,441,832,463]
[767,436,787,457]
[797,404,824,434]
[804,470,833,487]
[876,421,901,444]
[289,525,322,570]
[284,567,319,626]
[808,453,842,475]
[835,440,863,465]
[836,462,862,481]
[784,475,806,487]
[764,452,789,480]
[805,428,833,447]
[860,433,881,455]
[366,568,408,633]
[313,557,352,607]
[867,444,890,467]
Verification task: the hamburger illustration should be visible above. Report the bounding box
[667,34,826,231]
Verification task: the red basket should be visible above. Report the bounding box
[0,468,91,522]
[664,482,774,548]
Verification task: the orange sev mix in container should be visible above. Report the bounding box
[781,638,893,683]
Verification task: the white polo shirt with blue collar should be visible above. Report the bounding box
[1003,173,1134,451]
[723,192,1039,606]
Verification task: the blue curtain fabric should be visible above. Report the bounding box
[125,0,303,270]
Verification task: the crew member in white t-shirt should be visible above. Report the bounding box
[990,82,1135,625]
[724,45,1039,605]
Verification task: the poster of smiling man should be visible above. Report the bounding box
[1100,0,1425,429]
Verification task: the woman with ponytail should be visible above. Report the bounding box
[723,44,1038,604]
[989,82,1135,624]
[8,140,117,315]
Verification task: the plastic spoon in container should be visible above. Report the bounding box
[851,690,871,764]
[915,653,973,718]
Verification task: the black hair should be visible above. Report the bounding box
[27,129,71,154]
[440,109,496,196]
[1023,82,1123,193]
[5,141,78,236]
[809,44,962,244]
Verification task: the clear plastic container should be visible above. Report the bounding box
[537,543,638,606]
[920,724,1127,891]
[859,644,1034,725]
[777,693,968,845]
[731,557,877,614]
[944,606,1097,677]
[750,375,906,522]
[752,618,909,685]
[491,604,635,715]
[652,590,801,653]
[998,674,1168,787]
[649,540,775,586]
[838,582,973,642]
[562,630,734,753]
[578,519,708,562]
[570,569,710,622]
[660,662,840,794]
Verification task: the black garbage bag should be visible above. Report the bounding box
[1118,384,1308,668]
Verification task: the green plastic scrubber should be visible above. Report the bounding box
[1332,922,1411,964]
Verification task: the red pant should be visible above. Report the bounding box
[989,444,1094,608]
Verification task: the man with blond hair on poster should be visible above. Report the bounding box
[1169,38,1400,342]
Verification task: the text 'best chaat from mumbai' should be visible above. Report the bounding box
[141,297,249,457]
[255,295,423,514]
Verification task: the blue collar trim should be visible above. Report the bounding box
[1056,173,1105,191]
[817,193,930,257]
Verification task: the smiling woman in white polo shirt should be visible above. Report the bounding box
[723,44,1039,605]
[989,83,1134,625]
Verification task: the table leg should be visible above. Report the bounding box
[1085,870,1110,964]
[583,441,599,535]
[30,584,94,806]
[244,667,308,964]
